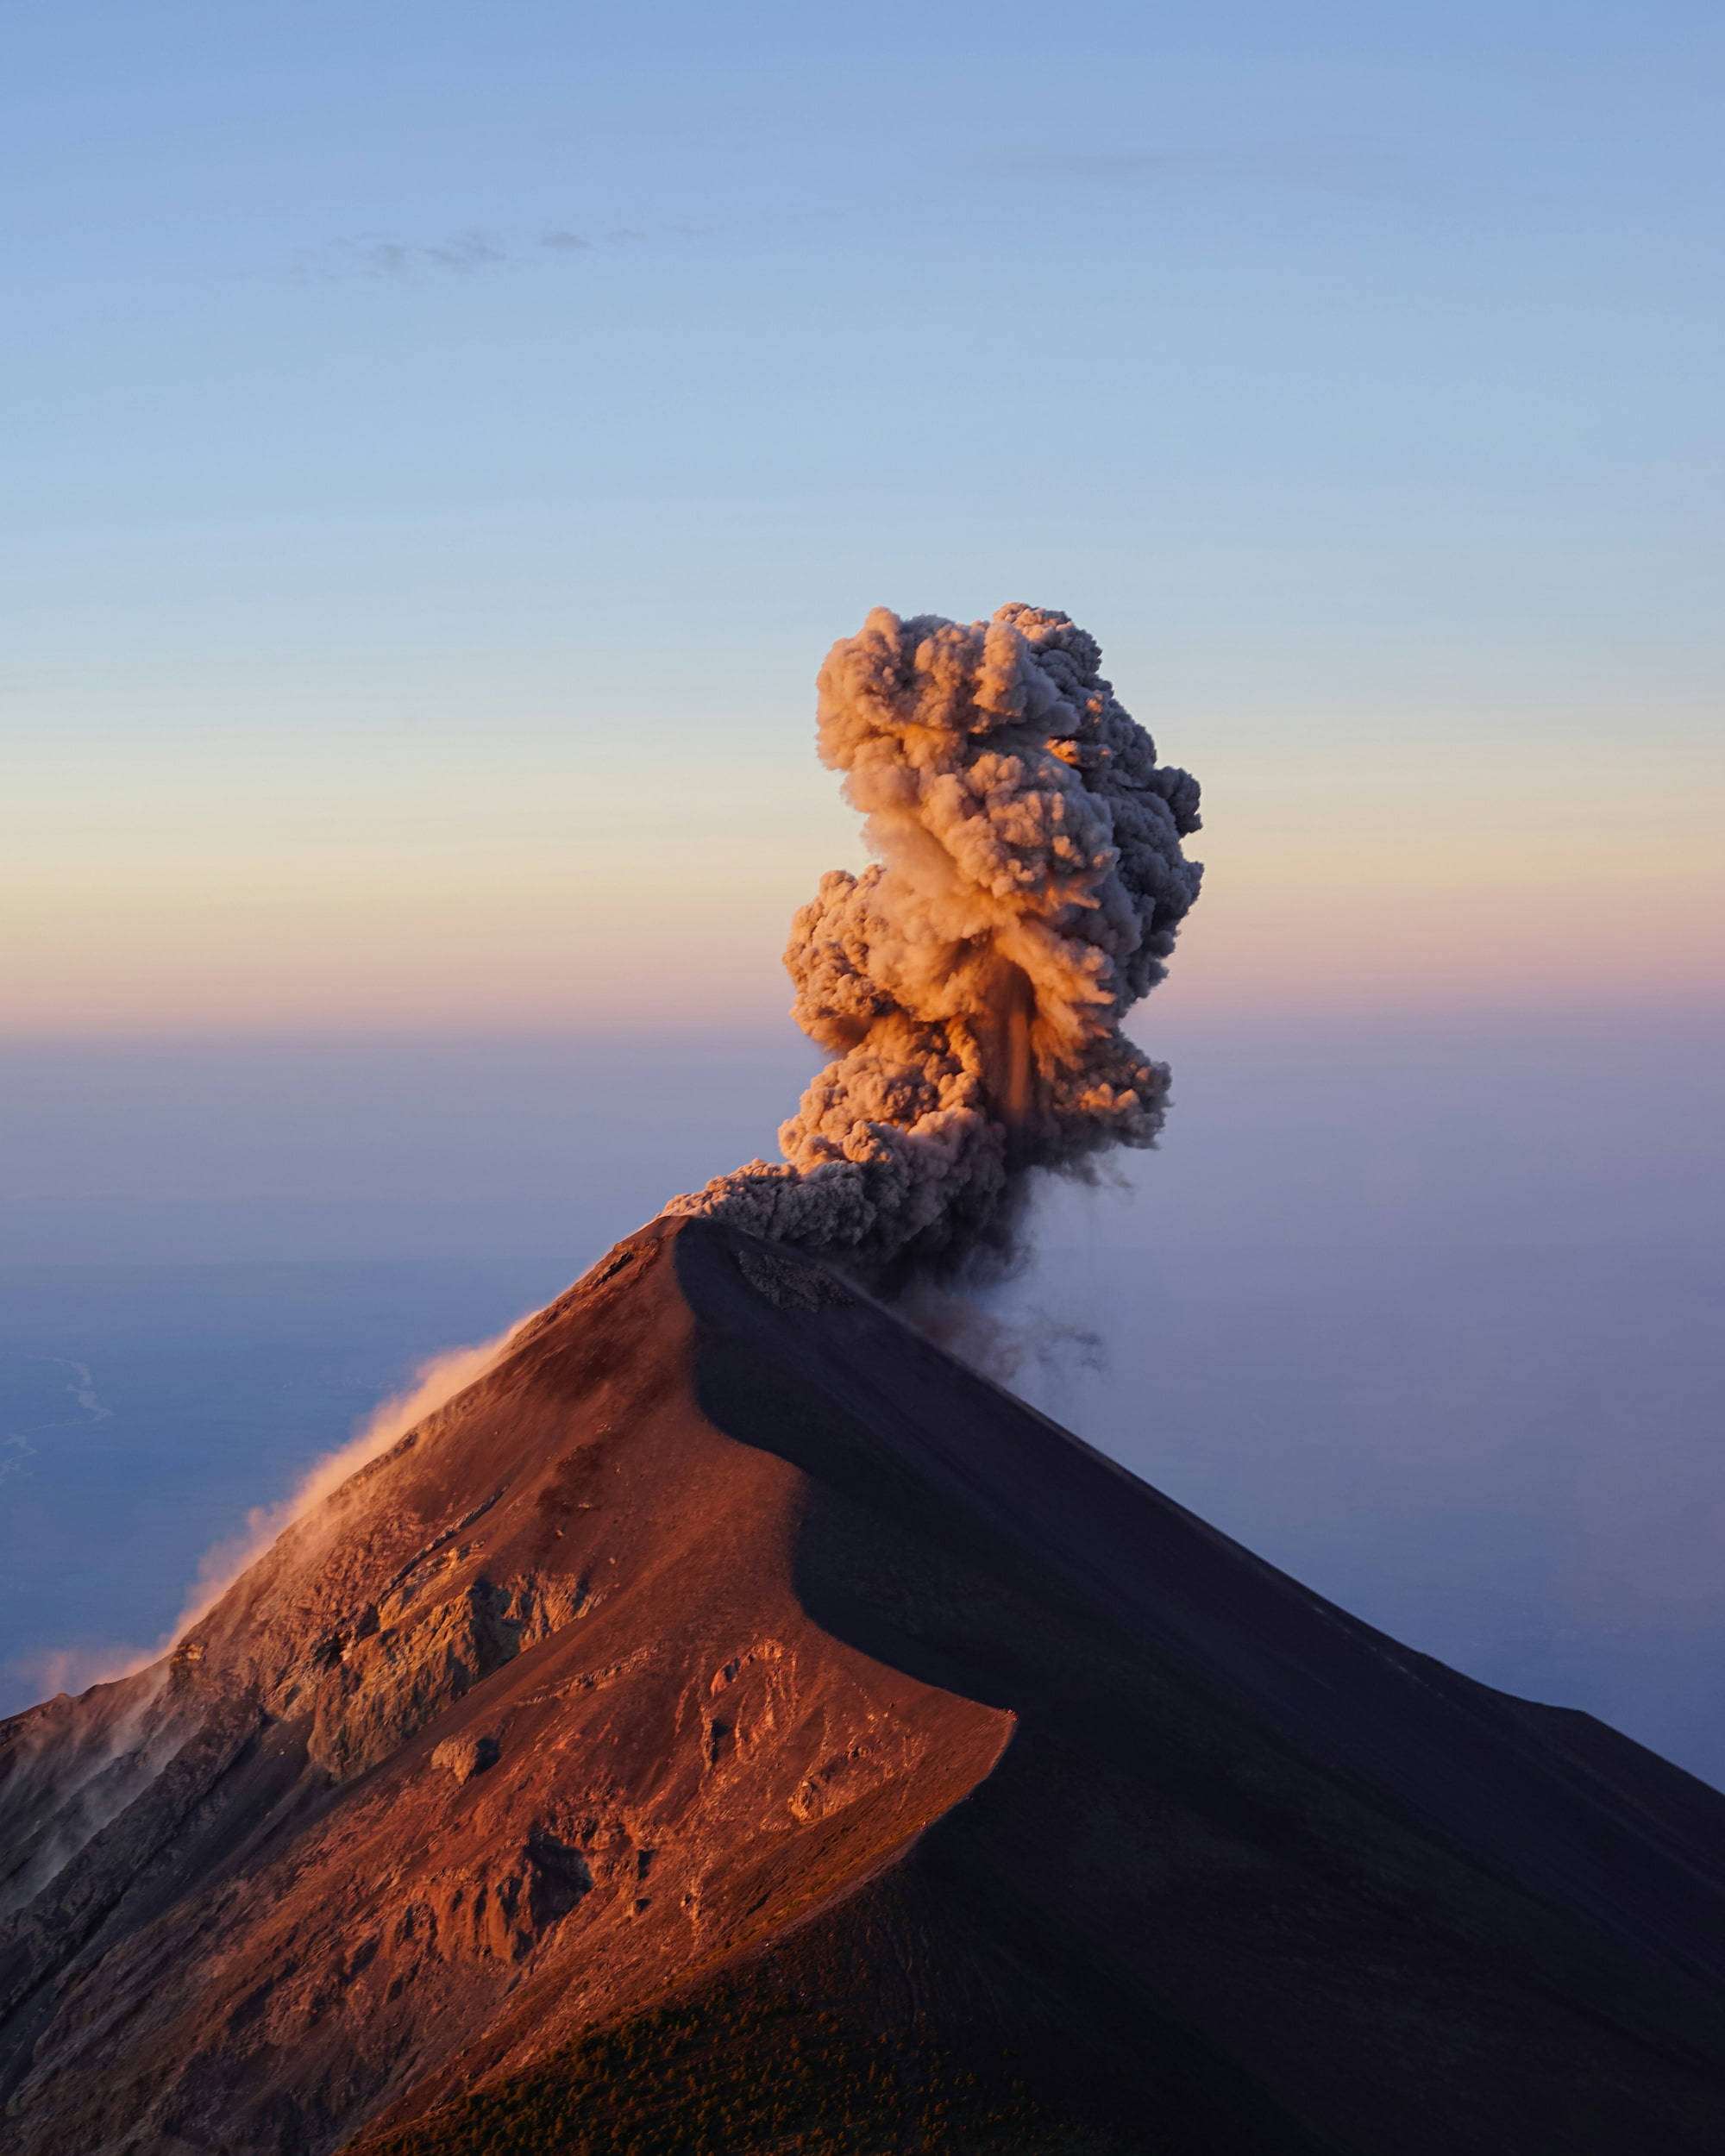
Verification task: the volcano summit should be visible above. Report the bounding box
[6,609,1725,2153]
[4,1219,1725,2154]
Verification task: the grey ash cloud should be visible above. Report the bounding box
[668,604,1203,1290]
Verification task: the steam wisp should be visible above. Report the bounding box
[668,604,1201,1283]
[167,1326,523,1638]
[6,1325,525,1719]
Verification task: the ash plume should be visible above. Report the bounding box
[666,603,1202,1286]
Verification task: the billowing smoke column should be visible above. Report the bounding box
[666,604,1202,1287]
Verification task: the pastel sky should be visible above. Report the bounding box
[3,0,1721,1033]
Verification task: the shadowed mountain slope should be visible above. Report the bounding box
[2,1215,1724,2153]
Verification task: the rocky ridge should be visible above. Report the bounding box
[1,1216,1723,2153]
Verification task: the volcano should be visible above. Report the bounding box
[3,1218,1725,2155]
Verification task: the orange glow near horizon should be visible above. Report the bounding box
[5,706,1720,1034]
[4,862,1719,1034]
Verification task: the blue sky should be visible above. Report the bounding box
[4,0,1721,1029]
[3,5,1723,1767]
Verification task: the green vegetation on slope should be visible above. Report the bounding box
[348,1982,1142,2156]
[347,1783,1354,2156]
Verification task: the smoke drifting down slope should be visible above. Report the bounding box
[667,604,1202,1282]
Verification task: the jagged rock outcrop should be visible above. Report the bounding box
[3,1216,1725,2154]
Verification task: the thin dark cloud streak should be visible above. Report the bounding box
[1011,154,1178,179]
[289,223,711,285]
[1007,145,1395,193]
[423,230,508,273]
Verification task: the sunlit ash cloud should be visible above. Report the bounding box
[668,605,1203,1290]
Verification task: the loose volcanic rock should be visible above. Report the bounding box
[430,1735,500,1785]
[3,1214,1725,2156]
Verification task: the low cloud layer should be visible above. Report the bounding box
[667,605,1202,1288]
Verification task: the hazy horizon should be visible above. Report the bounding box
[7,1010,1722,1785]
[3,1,1721,1791]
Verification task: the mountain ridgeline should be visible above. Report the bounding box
[3,1217,1725,2154]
